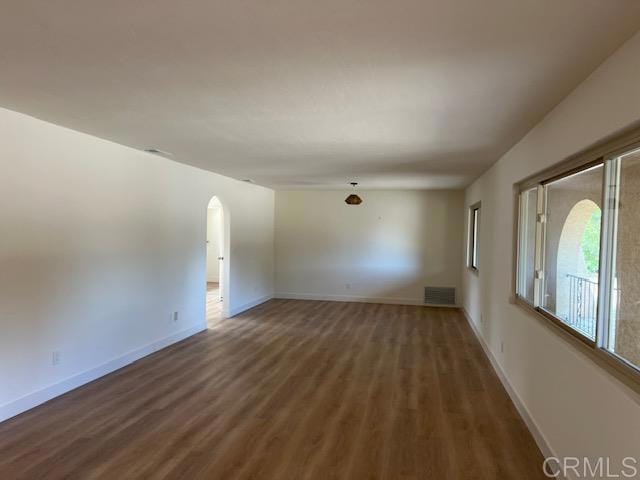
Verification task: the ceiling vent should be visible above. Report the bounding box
[424,287,456,306]
[144,148,172,156]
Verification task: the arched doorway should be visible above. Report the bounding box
[206,196,227,327]
[555,199,601,337]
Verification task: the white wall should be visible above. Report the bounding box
[0,107,274,421]
[275,190,463,305]
[462,31,640,471]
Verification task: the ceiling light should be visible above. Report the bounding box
[345,182,363,205]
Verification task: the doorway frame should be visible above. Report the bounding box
[206,195,231,319]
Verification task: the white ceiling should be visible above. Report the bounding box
[1,1,640,190]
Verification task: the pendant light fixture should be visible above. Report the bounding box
[345,182,363,205]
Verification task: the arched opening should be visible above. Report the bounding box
[206,196,228,327]
[555,199,601,337]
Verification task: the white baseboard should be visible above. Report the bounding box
[227,294,273,317]
[275,292,458,308]
[461,308,559,467]
[0,324,205,423]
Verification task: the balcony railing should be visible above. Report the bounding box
[564,274,598,338]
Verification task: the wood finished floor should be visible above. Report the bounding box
[0,300,546,479]
[206,282,223,328]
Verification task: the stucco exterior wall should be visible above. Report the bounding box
[614,155,640,366]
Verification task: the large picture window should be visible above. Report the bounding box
[516,143,640,376]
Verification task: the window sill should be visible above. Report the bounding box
[512,295,640,400]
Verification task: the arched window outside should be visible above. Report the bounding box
[541,164,603,340]
[555,200,601,338]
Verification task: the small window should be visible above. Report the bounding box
[468,204,481,270]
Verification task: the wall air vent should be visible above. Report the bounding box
[424,287,456,306]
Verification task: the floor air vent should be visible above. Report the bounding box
[424,287,456,306]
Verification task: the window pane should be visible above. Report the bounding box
[517,188,537,303]
[472,208,479,268]
[542,165,603,339]
[606,149,640,368]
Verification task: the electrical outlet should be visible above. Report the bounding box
[52,350,61,366]
[172,311,179,322]
[345,283,351,290]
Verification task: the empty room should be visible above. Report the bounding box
[2,1,640,479]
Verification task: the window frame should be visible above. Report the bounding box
[468,203,481,271]
[512,126,640,392]
[538,162,604,343]
[515,186,540,306]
